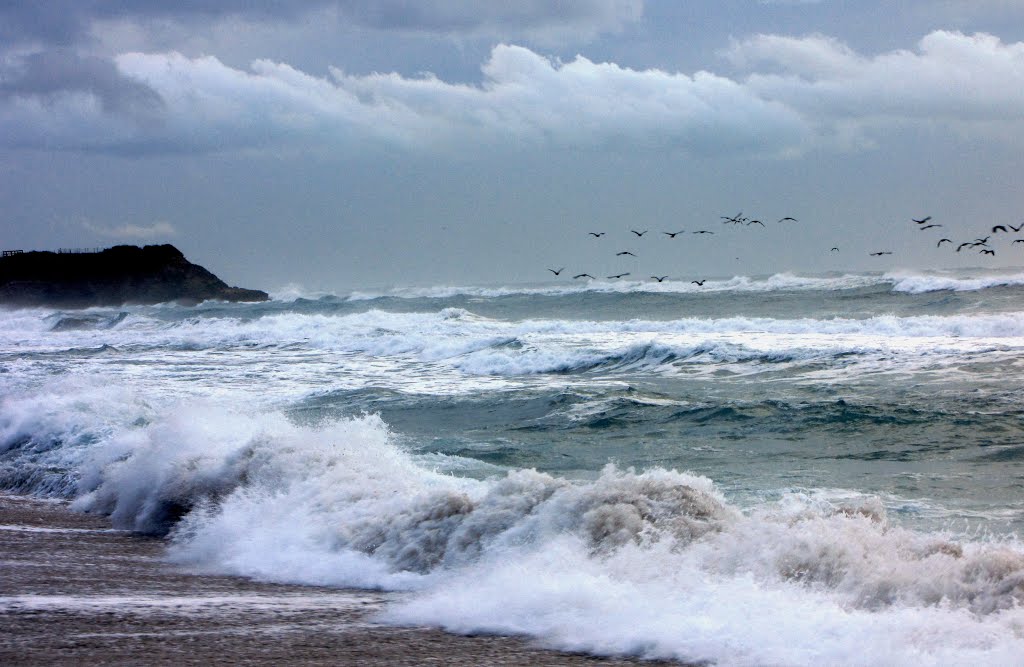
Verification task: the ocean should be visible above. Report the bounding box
[4,269,1024,665]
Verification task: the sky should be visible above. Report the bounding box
[3,1,1024,292]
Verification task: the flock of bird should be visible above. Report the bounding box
[546,212,1023,285]
[547,215,801,286]
[872,216,1024,258]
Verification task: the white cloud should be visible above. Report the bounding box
[0,45,807,156]
[83,220,177,240]
[727,30,1024,125]
[5,31,1024,158]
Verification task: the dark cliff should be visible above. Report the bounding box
[0,245,269,308]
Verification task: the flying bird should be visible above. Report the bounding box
[573,273,595,279]
[831,247,840,252]
[980,249,996,256]
[721,213,745,224]
[747,219,765,227]
[607,273,631,279]
[650,276,668,282]
[1009,223,1024,232]
[869,251,892,256]
[937,239,952,247]
[616,251,637,256]
[913,216,932,224]
[631,230,648,237]
[588,232,605,238]
[693,230,714,235]
[919,224,942,230]
[956,242,972,252]
[1013,239,1024,244]
[547,267,565,276]
[778,217,798,223]
[993,225,1010,234]
[691,280,706,286]
[662,231,684,238]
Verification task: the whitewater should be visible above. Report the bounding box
[4,269,1024,666]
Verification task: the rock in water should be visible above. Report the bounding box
[0,244,269,308]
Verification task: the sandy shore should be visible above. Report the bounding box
[0,495,672,666]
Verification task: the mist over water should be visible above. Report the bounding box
[4,269,1024,665]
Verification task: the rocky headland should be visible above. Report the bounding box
[0,244,269,308]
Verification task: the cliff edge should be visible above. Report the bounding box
[0,245,269,308]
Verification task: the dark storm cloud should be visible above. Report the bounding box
[0,1,642,46]
[0,50,162,115]
[334,1,642,37]
[0,1,328,45]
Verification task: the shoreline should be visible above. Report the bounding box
[0,494,669,666]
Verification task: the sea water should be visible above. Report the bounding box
[3,269,1024,665]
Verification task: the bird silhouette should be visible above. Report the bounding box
[937,239,952,247]
[616,251,637,257]
[913,216,932,224]
[607,273,630,279]
[1010,223,1024,232]
[778,217,798,223]
[573,273,595,279]
[919,224,942,230]
[993,225,1009,234]
[831,247,839,252]
[662,231,684,238]
[650,275,668,282]
[721,213,744,224]
[631,230,648,237]
[980,249,996,256]
[747,220,765,227]
[956,242,972,252]
[693,230,714,235]
[1014,239,1024,244]
[691,280,706,286]
[547,267,565,275]
[588,232,605,238]
[869,251,892,256]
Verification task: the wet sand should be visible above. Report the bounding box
[0,495,672,666]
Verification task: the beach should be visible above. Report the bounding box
[0,495,660,666]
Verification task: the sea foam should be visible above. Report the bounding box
[5,388,1024,665]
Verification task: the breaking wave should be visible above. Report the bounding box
[3,394,1024,665]
[888,271,1024,294]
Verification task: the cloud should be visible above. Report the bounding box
[726,30,1024,126]
[333,1,643,42]
[5,31,1024,158]
[0,50,162,114]
[82,220,177,240]
[0,44,807,156]
[1,1,642,47]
